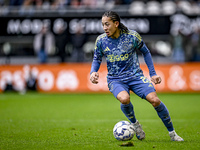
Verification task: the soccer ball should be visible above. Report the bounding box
[113,120,135,141]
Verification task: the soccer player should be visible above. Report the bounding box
[90,11,184,141]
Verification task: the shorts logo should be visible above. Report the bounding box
[140,76,151,84]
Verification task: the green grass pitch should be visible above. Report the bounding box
[0,92,200,150]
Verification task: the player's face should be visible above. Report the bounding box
[102,16,119,38]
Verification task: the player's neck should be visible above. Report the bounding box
[110,29,121,39]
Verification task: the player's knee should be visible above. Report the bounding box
[119,97,130,104]
[151,97,161,107]
[146,93,161,107]
[149,97,161,107]
[117,92,130,104]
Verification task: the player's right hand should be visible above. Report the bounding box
[90,72,99,84]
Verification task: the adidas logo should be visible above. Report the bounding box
[148,84,153,87]
[104,47,110,52]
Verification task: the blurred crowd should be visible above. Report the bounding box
[0,0,200,9]
[171,28,200,62]
[32,23,88,63]
[31,22,200,64]
[1,0,200,64]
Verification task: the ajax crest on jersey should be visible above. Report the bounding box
[113,120,135,141]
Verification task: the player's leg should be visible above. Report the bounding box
[116,88,145,141]
[146,92,184,141]
[129,76,175,132]
[108,81,145,140]
[129,76,183,141]
[128,76,158,140]
[117,91,137,124]
[146,92,174,131]
[108,81,137,123]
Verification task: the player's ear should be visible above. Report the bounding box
[115,21,119,28]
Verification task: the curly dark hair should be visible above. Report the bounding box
[102,11,129,33]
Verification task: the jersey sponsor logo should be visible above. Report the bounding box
[107,53,129,62]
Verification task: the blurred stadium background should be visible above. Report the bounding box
[0,0,200,93]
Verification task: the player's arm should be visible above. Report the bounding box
[140,44,162,84]
[90,37,103,84]
[135,31,161,84]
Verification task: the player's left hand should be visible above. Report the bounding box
[151,75,162,84]
[90,72,99,84]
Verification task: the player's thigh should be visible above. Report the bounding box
[129,76,155,99]
[108,81,129,99]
